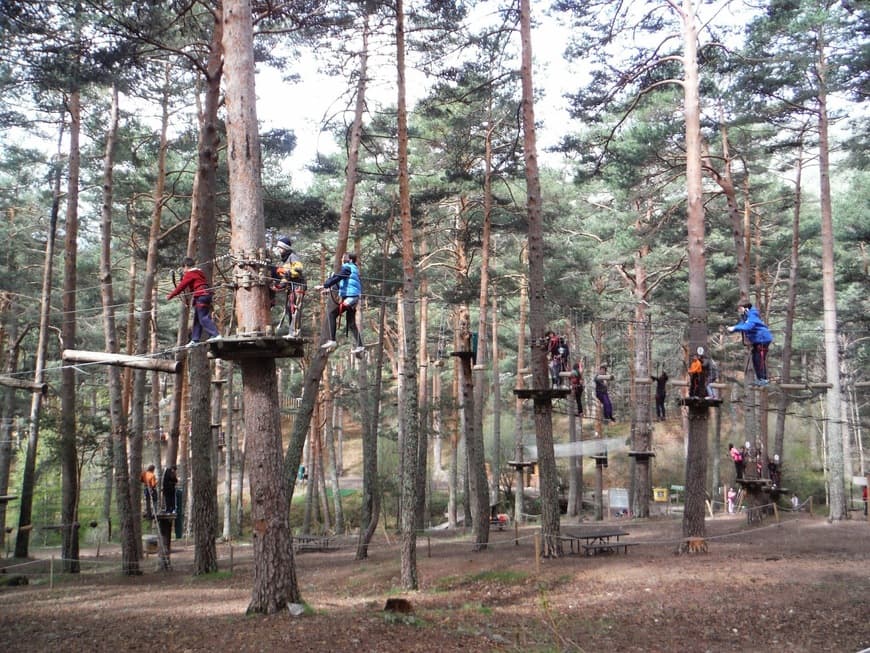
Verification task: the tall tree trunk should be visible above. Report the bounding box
[131,65,172,561]
[189,11,223,576]
[519,0,560,557]
[223,361,236,540]
[61,91,81,572]
[415,238,429,532]
[773,134,806,460]
[15,119,63,559]
[458,311,489,550]
[631,274,652,519]
[491,292,502,512]
[395,0,420,589]
[326,388,344,533]
[0,312,25,551]
[355,219,390,559]
[816,44,845,520]
[680,0,709,544]
[513,251,528,526]
[473,117,494,507]
[222,0,297,611]
[96,84,139,573]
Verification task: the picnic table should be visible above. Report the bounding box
[559,528,633,556]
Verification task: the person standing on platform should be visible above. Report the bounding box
[729,443,744,480]
[271,236,307,336]
[688,353,705,399]
[140,465,158,519]
[727,301,773,386]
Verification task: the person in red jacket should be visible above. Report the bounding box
[167,257,220,346]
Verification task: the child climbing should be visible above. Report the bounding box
[271,236,307,337]
[688,352,704,399]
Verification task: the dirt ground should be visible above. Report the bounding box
[1,511,868,653]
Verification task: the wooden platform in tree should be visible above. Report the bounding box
[628,451,656,462]
[206,335,306,360]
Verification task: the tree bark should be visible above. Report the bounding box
[189,8,223,576]
[96,84,139,573]
[519,0,560,558]
[15,117,63,559]
[60,90,81,572]
[773,134,806,461]
[816,43,845,520]
[680,0,709,544]
[222,0,297,611]
[396,0,420,589]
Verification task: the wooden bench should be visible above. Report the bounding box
[582,542,636,556]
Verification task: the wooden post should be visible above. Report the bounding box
[534,530,541,575]
[772,502,779,522]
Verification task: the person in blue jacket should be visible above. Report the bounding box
[727,301,773,385]
[316,251,365,354]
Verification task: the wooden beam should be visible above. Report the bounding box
[0,375,48,394]
[62,349,181,374]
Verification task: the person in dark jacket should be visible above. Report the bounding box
[316,252,365,354]
[651,370,668,420]
[162,465,178,513]
[167,257,220,346]
[727,302,773,385]
[570,361,584,416]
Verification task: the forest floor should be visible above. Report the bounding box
[1,510,868,653]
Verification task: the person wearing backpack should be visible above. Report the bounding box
[271,236,307,336]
